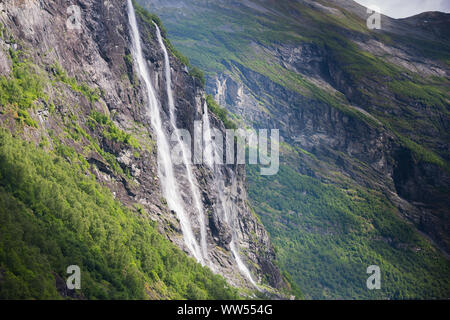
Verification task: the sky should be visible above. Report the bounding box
[353,0,450,18]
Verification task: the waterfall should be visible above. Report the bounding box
[154,23,209,263]
[127,0,204,264]
[128,0,257,286]
[202,102,258,287]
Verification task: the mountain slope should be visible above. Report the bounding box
[0,0,291,298]
[138,0,450,299]
[0,130,237,299]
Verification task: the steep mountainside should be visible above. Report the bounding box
[138,0,450,299]
[0,0,292,298]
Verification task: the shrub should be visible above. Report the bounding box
[206,94,237,130]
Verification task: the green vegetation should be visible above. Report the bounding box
[50,63,100,103]
[247,163,450,299]
[0,49,46,110]
[133,1,205,86]
[205,95,237,130]
[0,49,46,129]
[188,66,206,87]
[0,130,239,299]
[133,0,167,36]
[89,111,141,149]
[16,109,38,128]
[1,0,447,301]
[0,23,5,39]
[324,36,399,81]
[395,133,448,170]
[61,117,127,176]
[124,53,134,70]
[388,80,449,112]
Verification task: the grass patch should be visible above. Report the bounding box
[205,95,237,130]
[133,1,206,86]
[247,163,450,299]
[89,111,141,150]
[50,63,100,103]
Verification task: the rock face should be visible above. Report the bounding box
[0,0,285,293]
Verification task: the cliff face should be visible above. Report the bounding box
[0,0,285,295]
[138,0,450,299]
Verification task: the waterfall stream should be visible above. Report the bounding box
[154,24,209,263]
[202,102,258,287]
[127,0,204,264]
[128,0,258,286]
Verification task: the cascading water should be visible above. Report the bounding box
[127,0,204,264]
[128,0,257,285]
[154,24,209,263]
[202,102,258,288]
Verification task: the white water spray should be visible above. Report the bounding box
[202,102,258,287]
[154,23,209,263]
[127,0,204,264]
